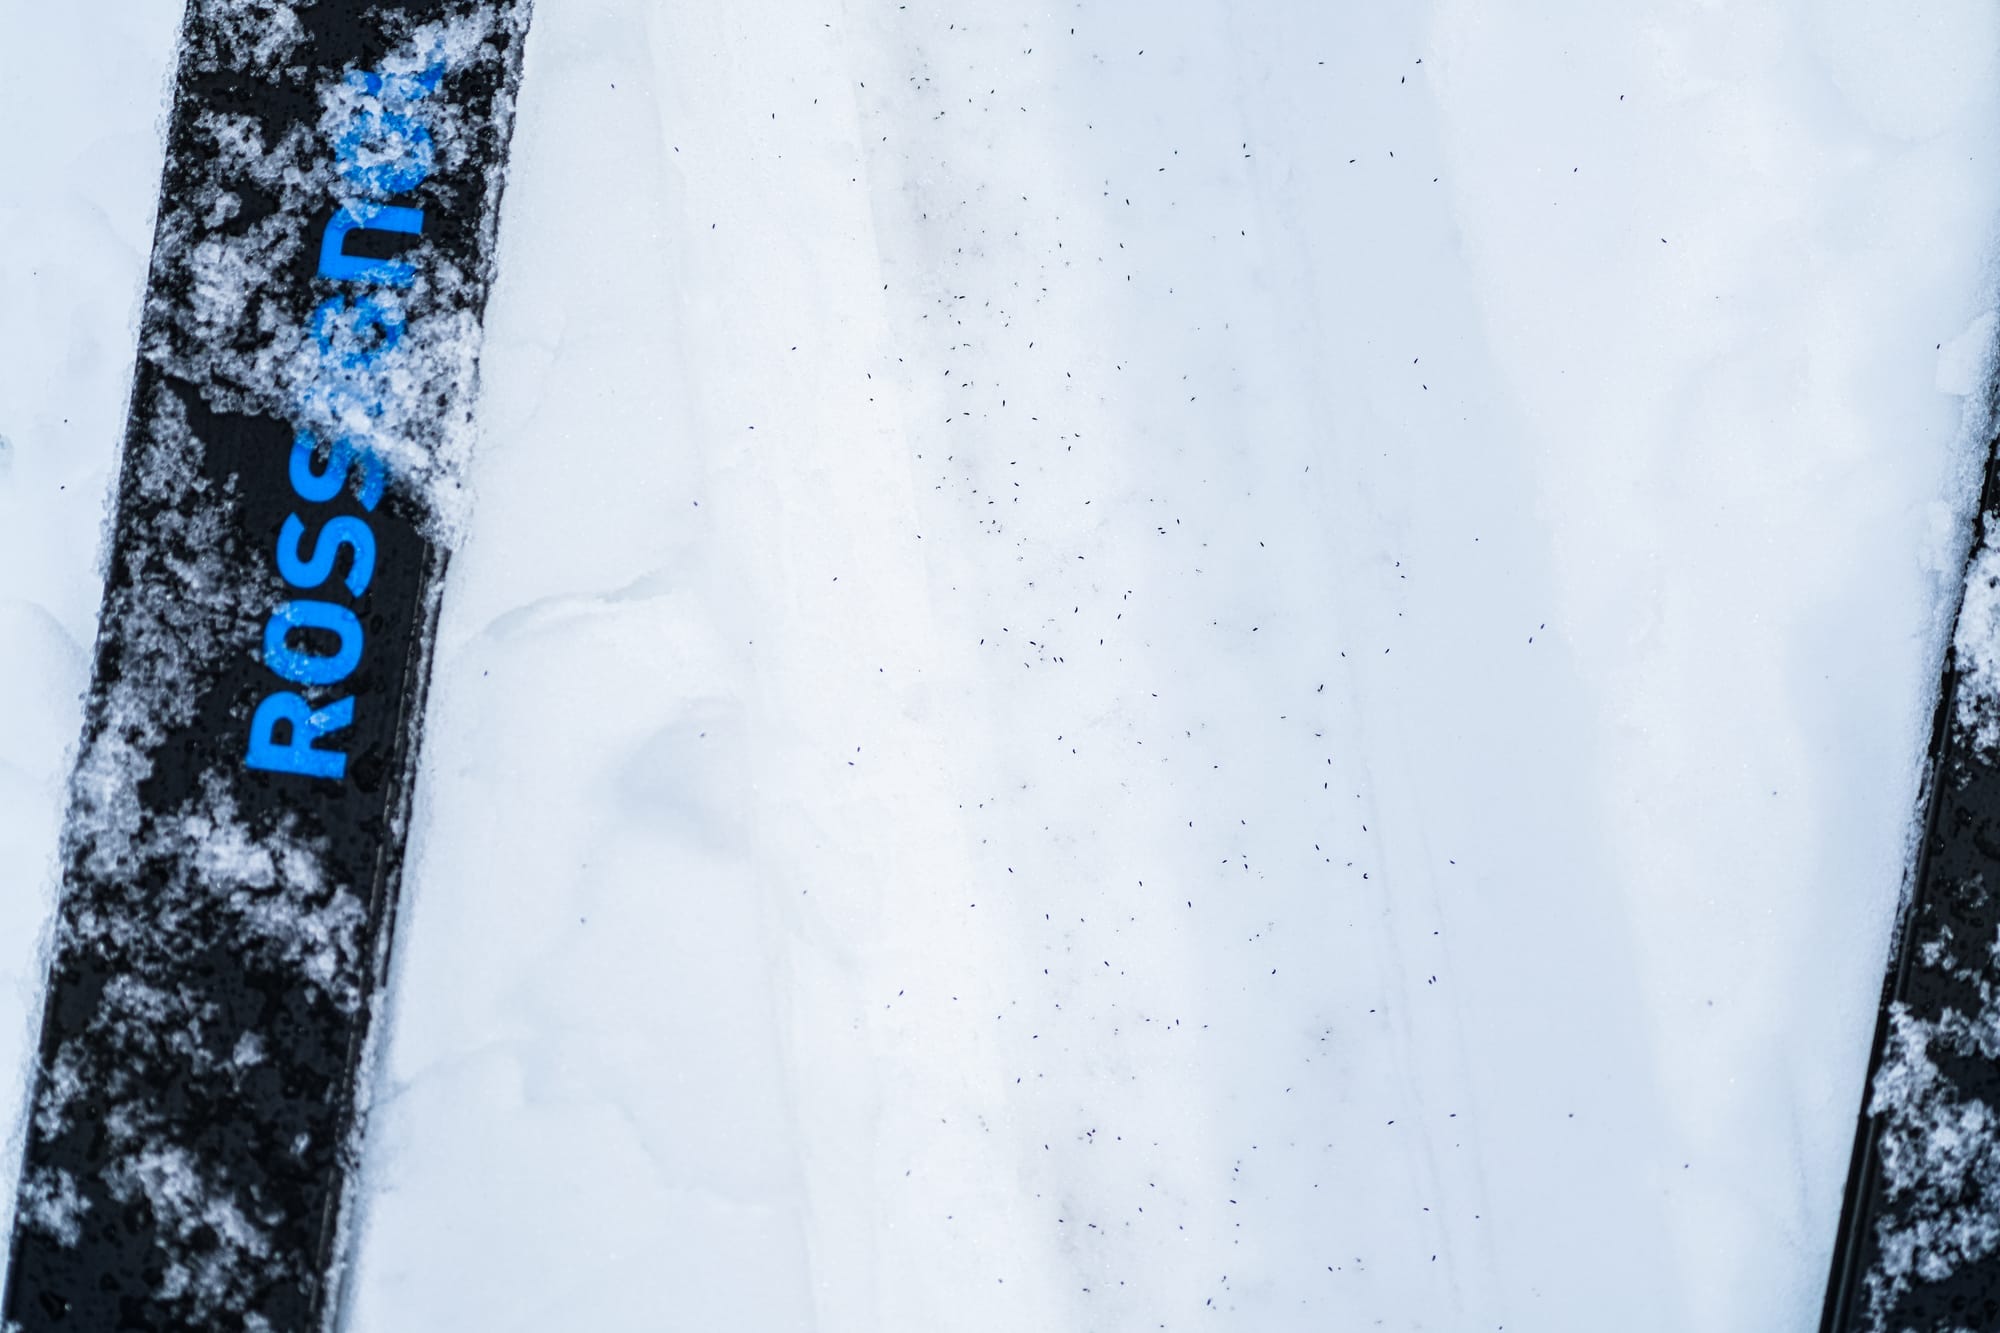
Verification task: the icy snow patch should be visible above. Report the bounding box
[1865,924,2000,1330]
[182,0,307,78]
[139,7,517,543]
[15,1166,87,1249]
[1954,532,2000,753]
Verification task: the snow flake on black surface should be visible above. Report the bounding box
[142,9,518,544]
[1953,530,2000,755]
[1866,986,2000,1329]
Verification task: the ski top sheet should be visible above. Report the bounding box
[1824,407,2000,1332]
[2,3,530,1330]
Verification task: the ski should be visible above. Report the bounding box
[2,3,529,1329]
[1823,408,2000,1330]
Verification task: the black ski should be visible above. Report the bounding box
[1823,401,2000,1331]
[2,3,529,1329]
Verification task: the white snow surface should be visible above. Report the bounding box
[4,2,2000,1330]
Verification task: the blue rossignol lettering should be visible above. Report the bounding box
[277,513,376,596]
[264,600,365,687]
[289,430,385,510]
[334,105,435,198]
[245,694,356,780]
[247,53,447,780]
[311,293,405,366]
[318,202,425,287]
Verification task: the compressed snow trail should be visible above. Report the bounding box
[0,2,1998,1332]
[1431,5,2000,1328]
[331,2,2000,1331]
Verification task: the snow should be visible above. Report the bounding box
[147,8,525,540]
[1957,533,2000,751]
[5,1,2000,1330]
[1870,988,2000,1328]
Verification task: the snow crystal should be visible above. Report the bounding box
[16,1166,87,1249]
[182,1,306,78]
[1864,920,2000,1330]
[104,1143,272,1317]
[1954,532,2000,753]
[66,384,245,887]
